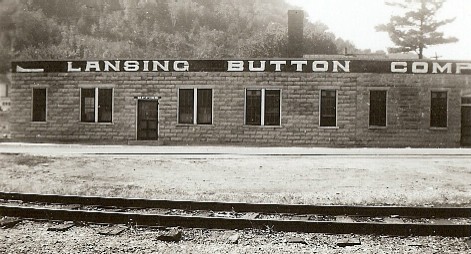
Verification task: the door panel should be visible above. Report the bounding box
[138,100,158,140]
[461,106,471,146]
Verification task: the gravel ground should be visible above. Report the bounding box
[1,219,470,253]
[1,153,471,206]
[1,144,471,252]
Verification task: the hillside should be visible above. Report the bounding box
[0,0,361,73]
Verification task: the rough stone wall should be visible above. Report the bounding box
[355,74,468,147]
[10,71,470,147]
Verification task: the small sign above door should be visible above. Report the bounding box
[135,96,160,100]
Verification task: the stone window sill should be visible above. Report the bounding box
[368,126,387,130]
[79,122,114,125]
[176,124,213,127]
[429,127,448,131]
[318,126,339,129]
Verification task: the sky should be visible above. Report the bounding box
[287,0,471,60]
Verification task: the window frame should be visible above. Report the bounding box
[430,90,448,128]
[32,88,47,122]
[244,88,282,126]
[369,90,387,128]
[177,88,213,125]
[319,89,337,127]
[80,87,114,123]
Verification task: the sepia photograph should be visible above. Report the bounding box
[1,0,471,253]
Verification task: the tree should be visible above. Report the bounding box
[376,0,458,59]
[0,0,19,73]
[303,22,339,55]
[0,0,360,64]
[241,23,288,58]
[13,8,63,51]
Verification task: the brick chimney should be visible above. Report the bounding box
[288,10,304,58]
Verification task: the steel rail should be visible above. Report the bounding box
[0,191,470,218]
[86,153,471,157]
[1,205,470,237]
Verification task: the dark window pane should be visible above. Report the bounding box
[369,90,387,127]
[81,88,95,122]
[320,90,336,126]
[197,89,212,124]
[179,89,194,124]
[462,97,471,105]
[265,90,280,126]
[246,90,261,125]
[32,88,46,122]
[98,89,113,122]
[431,91,447,127]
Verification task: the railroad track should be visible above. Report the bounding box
[1,192,470,237]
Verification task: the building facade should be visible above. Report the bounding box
[9,59,471,147]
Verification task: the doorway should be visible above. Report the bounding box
[462,106,471,146]
[461,97,471,146]
[137,100,159,140]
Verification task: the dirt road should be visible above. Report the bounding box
[1,143,470,205]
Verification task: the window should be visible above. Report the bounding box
[246,90,261,125]
[463,97,471,105]
[81,88,113,123]
[264,90,281,126]
[98,89,113,122]
[81,89,95,122]
[178,89,194,124]
[320,90,336,127]
[197,89,212,124]
[245,89,281,126]
[178,88,212,125]
[369,90,387,127]
[32,88,46,122]
[430,91,447,127]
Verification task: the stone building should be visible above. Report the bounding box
[8,59,471,147]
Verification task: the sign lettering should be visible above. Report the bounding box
[12,60,471,75]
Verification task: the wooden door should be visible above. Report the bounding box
[461,106,471,146]
[137,100,158,140]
